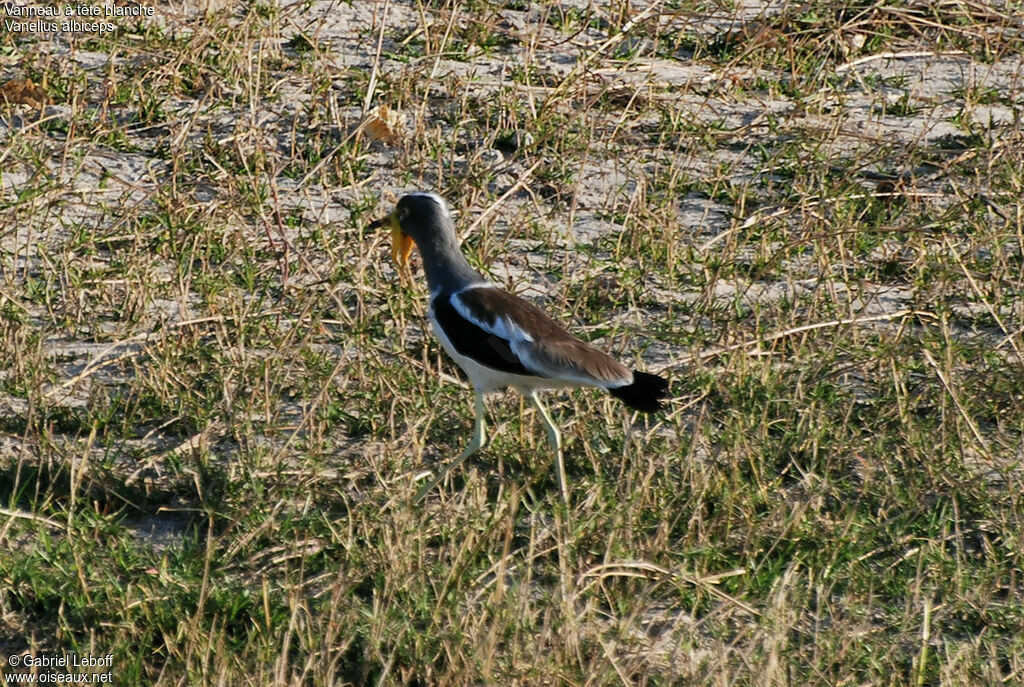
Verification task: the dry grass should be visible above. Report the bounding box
[2,0,1023,684]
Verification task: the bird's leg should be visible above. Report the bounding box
[527,391,568,507]
[413,390,486,503]
[527,391,574,633]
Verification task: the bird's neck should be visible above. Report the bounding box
[419,233,483,293]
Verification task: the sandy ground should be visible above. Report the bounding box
[1,1,1022,677]
[3,0,1023,517]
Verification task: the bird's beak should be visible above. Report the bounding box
[370,211,414,270]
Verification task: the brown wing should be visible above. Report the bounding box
[453,286,632,387]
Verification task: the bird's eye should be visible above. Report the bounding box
[397,206,409,221]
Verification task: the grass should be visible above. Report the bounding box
[2,0,1023,684]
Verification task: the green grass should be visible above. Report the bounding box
[2,0,1024,684]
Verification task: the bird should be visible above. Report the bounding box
[370,192,668,503]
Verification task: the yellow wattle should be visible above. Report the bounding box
[390,215,414,268]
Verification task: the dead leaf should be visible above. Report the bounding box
[0,79,49,109]
[361,104,405,144]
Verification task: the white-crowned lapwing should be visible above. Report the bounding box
[371,192,668,502]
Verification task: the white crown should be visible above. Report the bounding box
[407,192,449,218]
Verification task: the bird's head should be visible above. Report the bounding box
[369,192,454,271]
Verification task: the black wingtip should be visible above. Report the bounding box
[608,371,669,413]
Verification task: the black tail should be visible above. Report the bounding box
[608,370,669,412]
